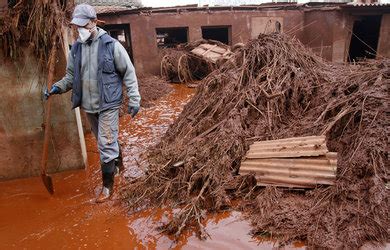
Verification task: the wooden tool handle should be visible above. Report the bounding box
[40,41,58,175]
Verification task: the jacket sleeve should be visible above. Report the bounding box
[113,42,141,107]
[53,52,74,93]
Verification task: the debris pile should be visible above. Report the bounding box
[120,75,173,115]
[0,0,71,71]
[160,39,231,83]
[123,33,389,248]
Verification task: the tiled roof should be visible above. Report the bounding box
[95,5,134,14]
[96,2,390,16]
[346,1,390,6]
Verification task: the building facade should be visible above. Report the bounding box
[97,3,390,75]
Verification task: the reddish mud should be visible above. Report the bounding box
[0,85,303,249]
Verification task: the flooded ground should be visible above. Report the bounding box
[0,85,304,249]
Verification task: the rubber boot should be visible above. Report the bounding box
[115,144,124,175]
[96,160,115,203]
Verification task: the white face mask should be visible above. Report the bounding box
[78,27,91,43]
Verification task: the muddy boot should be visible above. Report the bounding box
[96,160,115,203]
[115,145,124,175]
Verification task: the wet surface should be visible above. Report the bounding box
[0,85,304,249]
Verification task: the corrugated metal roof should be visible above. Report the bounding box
[191,44,233,63]
[247,136,328,159]
[240,155,338,188]
[240,136,338,188]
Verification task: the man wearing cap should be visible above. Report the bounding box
[45,4,141,203]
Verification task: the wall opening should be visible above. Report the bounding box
[156,27,188,48]
[201,26,231,45]
[7,0,17,7]
[348,15,382,62]
[104,24,134,63]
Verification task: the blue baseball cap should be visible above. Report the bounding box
[70,4,97,27]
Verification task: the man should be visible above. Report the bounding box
[45,4,141,203]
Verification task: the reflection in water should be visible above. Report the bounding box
[0,85,303,249]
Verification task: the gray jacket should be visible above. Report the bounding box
[54,28,140,113]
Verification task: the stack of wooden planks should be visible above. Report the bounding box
[240,136,337,188]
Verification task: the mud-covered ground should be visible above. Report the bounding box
[0,84,306,249]
[120,75,173,117]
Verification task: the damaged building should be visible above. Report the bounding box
[0,0,389,249]
[0,0,388,180]
[95,2,390,75]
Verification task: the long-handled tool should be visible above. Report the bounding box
[40,41,58,195]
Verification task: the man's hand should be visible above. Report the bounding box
[127,105,140,118]
[44,86,61,100]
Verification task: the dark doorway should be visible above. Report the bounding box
[7,0,17,7]
[348,15,382,62]
[156,27,188,48]
[201,26,231,45]
[104,24,134,63]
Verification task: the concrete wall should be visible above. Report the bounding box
[99,10,305,75]
[302,10,355,63]
[377,13,390,58]
[0,48,84,180]
[0,0,6,13]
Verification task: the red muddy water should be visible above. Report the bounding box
[0,85,304,249]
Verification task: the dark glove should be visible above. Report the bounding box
[44,86,61,100]
[127,105,140,118]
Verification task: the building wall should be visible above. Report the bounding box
[99,6,390,75]
[377,13,390,58]
[302,10,355,62]
[99,10,305,75]
[0,0,7,13]
[0,47,84,180]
